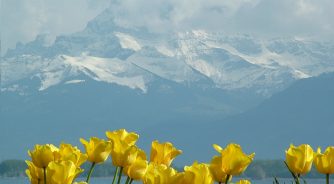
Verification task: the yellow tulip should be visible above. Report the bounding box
[57,143,88,167]
[286,144,314,175]
[46,160,83,184]
[213,143,255,176]
[172,172,185,184]
[26,160,44,184]
[209,155,232,183]
[314,147,334,174]
[80,137,112,164]
[123,146,147,165]
[142,163,158,184]
[123,146,148,180]
[28,144,59,168]
[106,129,139,167]
[142,163,183,184]
[150,140,182,166]
[182,162,213,184]
[236,179,251,184]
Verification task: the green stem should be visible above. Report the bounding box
[112,167,119,184]
[43,167,46,184]
[296,176,300,184]
[274,177,280,184]
[125,176,131,184]
[327,174,330,184]
[117,167,123,184]
[129,179,134,184]
[86,162,96,183]
[284,161,299,184]
[38,179,40,184]
[225,175,231,184]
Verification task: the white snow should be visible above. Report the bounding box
[128,53,199,83]
[65,80,85,84]
[63,55,148,92]
[3,30,334,95]
[2,54,149,92]
[38,71,65,91]
[186,59,222,78]
[156,46,175,57]
[114,32,142,51]
[192,30,209,39]
[203,39,312,79]
[292,70,311,79]
[1,55,47,85]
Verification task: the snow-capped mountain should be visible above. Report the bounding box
[3,8,334,97]
[2,7,334,162]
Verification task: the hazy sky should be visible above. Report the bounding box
[2,0,334,54]
[1,0,110,54]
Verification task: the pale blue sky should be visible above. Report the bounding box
[2,0,334,54]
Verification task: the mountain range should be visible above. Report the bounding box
[1,7,334,163]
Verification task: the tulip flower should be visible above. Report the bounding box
[182,162,214,184]
[28,144,59,184]
[28,144,59,168]
[285,144,314,184]
[213,143,255,183]
[236,179,251,184]
[122,146,148,182]
[106,129,139,166]
[286,144,314,175]
[46,160,83,184]
[150,140,182,167]
[313,147,334,184]
[106,129,139,184]
[209,156,232,183]
[124,159,148,182]
[80,137,112,164]
[57,143,87,167]
[142,163,183,184]
[80,137,112,183]
[26,160,44,184]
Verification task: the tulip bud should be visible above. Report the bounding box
[106,129,139,167]
[182,162,213,184]
[142,163,183,184]
[26,161,44,184]
[122,146,148,180]
[80,137,112,164]
[212,143,255,176]
[57,143,87,167]
[46,161,83,184]
[28,144,59,168]
[314,146,334,174]
[150,140,182,167]
[285,144,314,175]
[209,155,232,183]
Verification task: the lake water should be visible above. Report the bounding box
[0,178,326,184]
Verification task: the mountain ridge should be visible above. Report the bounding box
[3,8,334,96]
[1,7,334,164]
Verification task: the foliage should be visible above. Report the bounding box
[0,160,26,177]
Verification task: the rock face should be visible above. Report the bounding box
[1,7,334,162]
